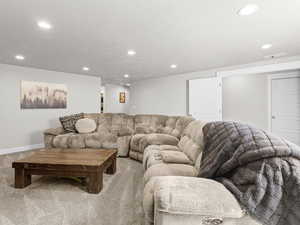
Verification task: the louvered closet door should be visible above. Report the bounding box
[271,77,300,145]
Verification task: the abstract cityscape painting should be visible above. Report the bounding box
[21,81,67,109]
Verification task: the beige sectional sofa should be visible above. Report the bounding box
[44,113,261,225]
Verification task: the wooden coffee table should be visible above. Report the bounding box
[12,148,117,194]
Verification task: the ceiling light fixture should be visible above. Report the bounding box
[15,55,25,60]
[127,50,136,56]
[170,64,177,69]
[261,44,272,49]
[37,20,52,30]
[238,4,259,16]
[124,74,129,78]
[82,67,90,71]
[126,83,131,87]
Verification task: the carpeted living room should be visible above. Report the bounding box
[1,1,300,225]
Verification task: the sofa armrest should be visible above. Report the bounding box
[44,127,66,136]
[143,176,244,225]
[117,135,132,157]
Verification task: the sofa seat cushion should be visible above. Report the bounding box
[131,133,179,154]
[143,145,180,170]
[143,177,244,225]
[85,133,102,148]
[53,133,75,148]
[144,163,197,184]
[161,151,192,164]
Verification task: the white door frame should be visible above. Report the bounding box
[268,71,300,132]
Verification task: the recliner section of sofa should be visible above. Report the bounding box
[142,120,262,225]
[129,115,195,161]
[142,120,206,185]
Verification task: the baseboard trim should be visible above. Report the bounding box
[0,143,44,156]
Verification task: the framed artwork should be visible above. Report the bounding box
[119,92,126,103]
[21,81,67,109]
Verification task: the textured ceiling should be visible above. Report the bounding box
[0,0,300,84]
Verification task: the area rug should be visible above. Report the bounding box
[0,150,145,225]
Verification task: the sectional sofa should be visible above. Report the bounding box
[44,113,261,225]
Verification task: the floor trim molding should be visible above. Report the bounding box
[0,143,44,155]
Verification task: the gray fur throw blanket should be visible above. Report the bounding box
[199,121,300,225]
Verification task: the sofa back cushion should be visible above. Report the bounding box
[94,113,134,135]
[160,116,194,138]
[178,120,207,164]
[134,114,168,134]
[172,116,195,138]
[84,113,100,124]
[159,116,179,135]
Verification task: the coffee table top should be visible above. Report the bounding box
[12,148,117,167]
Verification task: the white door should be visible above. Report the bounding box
[188,77,222,121]
[271,77,300,145]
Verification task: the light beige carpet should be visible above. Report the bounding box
[0,151,145,225]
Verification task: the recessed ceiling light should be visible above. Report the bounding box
[126,83,131,87]
[238,4,259,16]
[82,67,90,71]
[15,55,25,60]
[261,44,272,50]
[124,74,130,78]
[127,50,136,56]
[170,64,177,69]
[37,20,52,30]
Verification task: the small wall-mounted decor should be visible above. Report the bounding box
[119,92,126,103]
[21,81,67,109]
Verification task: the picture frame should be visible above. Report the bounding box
[21,80,67,109]
[119,92,126,103]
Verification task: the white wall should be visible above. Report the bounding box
[130,75,191,115]
[104,84,130,113]
[130,56,300,124]
[222,74,269,130]
[0,64,101,150]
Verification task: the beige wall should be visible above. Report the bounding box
[0,64,101,150]
[104,84,130,113]
[222,74,269,130]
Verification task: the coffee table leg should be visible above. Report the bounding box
[87,171,103,194]
[15,168,31,188]
[106,157,116,174]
